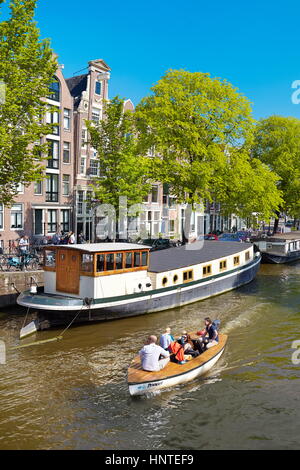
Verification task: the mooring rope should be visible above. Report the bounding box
[11,302,88,350]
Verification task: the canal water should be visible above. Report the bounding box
[0,264,299,450]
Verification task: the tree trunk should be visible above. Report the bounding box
[272,210,280,235]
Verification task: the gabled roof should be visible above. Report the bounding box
[88,59,111,71]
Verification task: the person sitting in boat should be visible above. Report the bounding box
[159,327,175,350]
[178,331,200,358]
[139,335,170,372]
[198,318,219,349]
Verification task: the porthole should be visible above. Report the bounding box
[162,277,168,287]
[173,274,178,284]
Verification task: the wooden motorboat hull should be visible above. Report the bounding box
[128,334,227,396]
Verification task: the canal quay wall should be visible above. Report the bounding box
[0,271,44,308]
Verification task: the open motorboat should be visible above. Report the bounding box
[128,333,227,396]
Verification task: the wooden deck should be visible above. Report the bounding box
[128,333,227,385]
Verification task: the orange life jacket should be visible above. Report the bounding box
[168,341,185,362]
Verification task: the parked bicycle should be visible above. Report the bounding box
[0,252,40,271]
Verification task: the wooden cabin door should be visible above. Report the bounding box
[56,249,80,295]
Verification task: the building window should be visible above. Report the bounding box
[47,140,59,169]
[183,269,193,282]
[95,81,101,95]
[0,203,3,229]
[61,209,70,232]
[89,159,99,177]
[80,157,86,175]
[48,77,60,102]
[46,174,59,202]
[81,129,87,147]
[63,142,70,163]
[16,183,24,194]
[245,251,250,261]
[92,108,100,123]
[34,180,42,195]
[233,256,240,266]
[46,107,59,135]
[11,204,23,229]
[48,209,57,233]
[77,190,84,215]
[151,185,159,203]
[62,175,70,196]
[219,260,227,271]
[202,265,212,277]
[63,108,71,130]
[169,220,175,232]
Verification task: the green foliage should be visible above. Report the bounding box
[87,96,152,214]
[0,0,57,205]
[252,115,300,218]
[136,70,282,220]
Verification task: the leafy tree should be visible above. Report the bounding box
[135,70,282,224]
[252,115,300,232]
[87,96,153,239]
[0,0,57,205]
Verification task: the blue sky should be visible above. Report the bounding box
[3,0,300,119]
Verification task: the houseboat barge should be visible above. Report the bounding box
[252,232,300,264]
[17,241,261,330]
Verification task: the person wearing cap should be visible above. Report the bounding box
[139,335,170,372]
[159,327,175,350]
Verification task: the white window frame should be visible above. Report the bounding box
[10,203,23,230]
[63,108,71,131]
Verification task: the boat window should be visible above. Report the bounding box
[81,253,94,272]
[183,269,193,282]
[219,260,227,271]
[106,253,114,271]
[44,250,56,267]
[141,251,148,266]
[97,254,105,272]
[126,252,133,268]
[134,252,140,267]
[245,251,250,261]
[233,256,240,266]
[162,276,168,286]
[115,252,123,270]
[202,265,211,277]
[173,274,178,284]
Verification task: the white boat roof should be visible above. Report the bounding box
[48,243,150,252]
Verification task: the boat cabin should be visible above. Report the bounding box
[252,232,300,257]
[43,243,151,298]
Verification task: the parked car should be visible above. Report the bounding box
[235,231,252,241]
[139,238,180,251]
[218,233,242,242]
[204,233,219,240]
